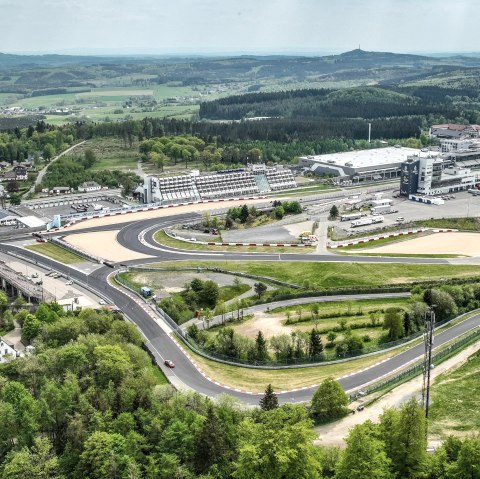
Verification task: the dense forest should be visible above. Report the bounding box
[0,302,479,478]
[199,86,468,122]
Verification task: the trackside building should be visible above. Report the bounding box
[298,146,438,183]
[140,164,297,204]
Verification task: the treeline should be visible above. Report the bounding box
[79,115,424,143]
[0,120,75,163]
[199,86,467,122]
[1,301,478,478]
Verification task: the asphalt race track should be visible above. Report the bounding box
[3,210,478,406]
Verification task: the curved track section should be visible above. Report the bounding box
[3,210,476,405]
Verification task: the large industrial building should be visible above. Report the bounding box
[140,164,297,204]
[298,146,439,183]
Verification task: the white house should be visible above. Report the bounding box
[0,337,18,363]
[77,181,102,193]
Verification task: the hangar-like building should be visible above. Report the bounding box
[298,146,440,183]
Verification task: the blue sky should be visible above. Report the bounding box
[0,0,478,55]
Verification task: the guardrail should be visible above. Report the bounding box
[114,271,480,369]
[50,237,103,264]
[349,327,480,401]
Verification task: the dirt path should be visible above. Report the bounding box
[235,311,293,338]
[314,340,480,447]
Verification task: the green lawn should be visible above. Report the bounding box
[63,137,138,172]
[270,297,410,318]
[428,350,480,438]
[416,217,480,231]
[158,261,480,289]
[26,243,84,264]
[153,230,311,254]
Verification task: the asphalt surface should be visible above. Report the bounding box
[2,210,478,406]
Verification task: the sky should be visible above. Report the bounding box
[0,0,479,56]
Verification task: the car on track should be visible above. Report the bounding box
[98,299,107,305]
[65,280,73,285]
[164,359,175,368]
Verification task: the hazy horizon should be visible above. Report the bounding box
[0,0,479,56]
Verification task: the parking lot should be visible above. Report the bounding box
[329,191,480,236]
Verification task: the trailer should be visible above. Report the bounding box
[371,204,397,215]
[340,213,364,222]
[351,216,384,228]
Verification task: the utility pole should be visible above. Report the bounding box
[422,305,436,420]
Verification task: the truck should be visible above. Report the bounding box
[371,205,398,215]
[140,287,152,298]
[351,216,384,228]
[340,212,365,222]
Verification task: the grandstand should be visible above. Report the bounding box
[140,165,297,204]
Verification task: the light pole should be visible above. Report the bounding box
[422,305,436,421]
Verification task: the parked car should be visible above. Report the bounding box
[65,280,73,285]
[164,360,175,368]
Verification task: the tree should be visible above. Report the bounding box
[423,289,458,322]
[6,180,18,193]
[239,204,249,223]
[1,437,62,479]
[253,331,268,362]
[254,282,267,298]
[383,308,404,341]
[329,205,339,219]
[78,431,131,479]
[193,405,227,474]
[259,384,279,411]
[308,328,324,359]
[388,398,426,478]
[274,205,284,219]
[452,437,480,479]
[233,405,320,479]
[310,378,348,421]
[198,280,219,309]
[43,144,55,162]
[335,421,393,479]
[9,193,21,206]
[83,149,97,168]
[22,314,41,342]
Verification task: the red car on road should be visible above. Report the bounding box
[164,360,175,368]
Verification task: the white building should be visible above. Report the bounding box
[440,138,480,153]
[415,157,476,196]
[298,146,440,183]
[0,337,18,363]
[77,181,102,193]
